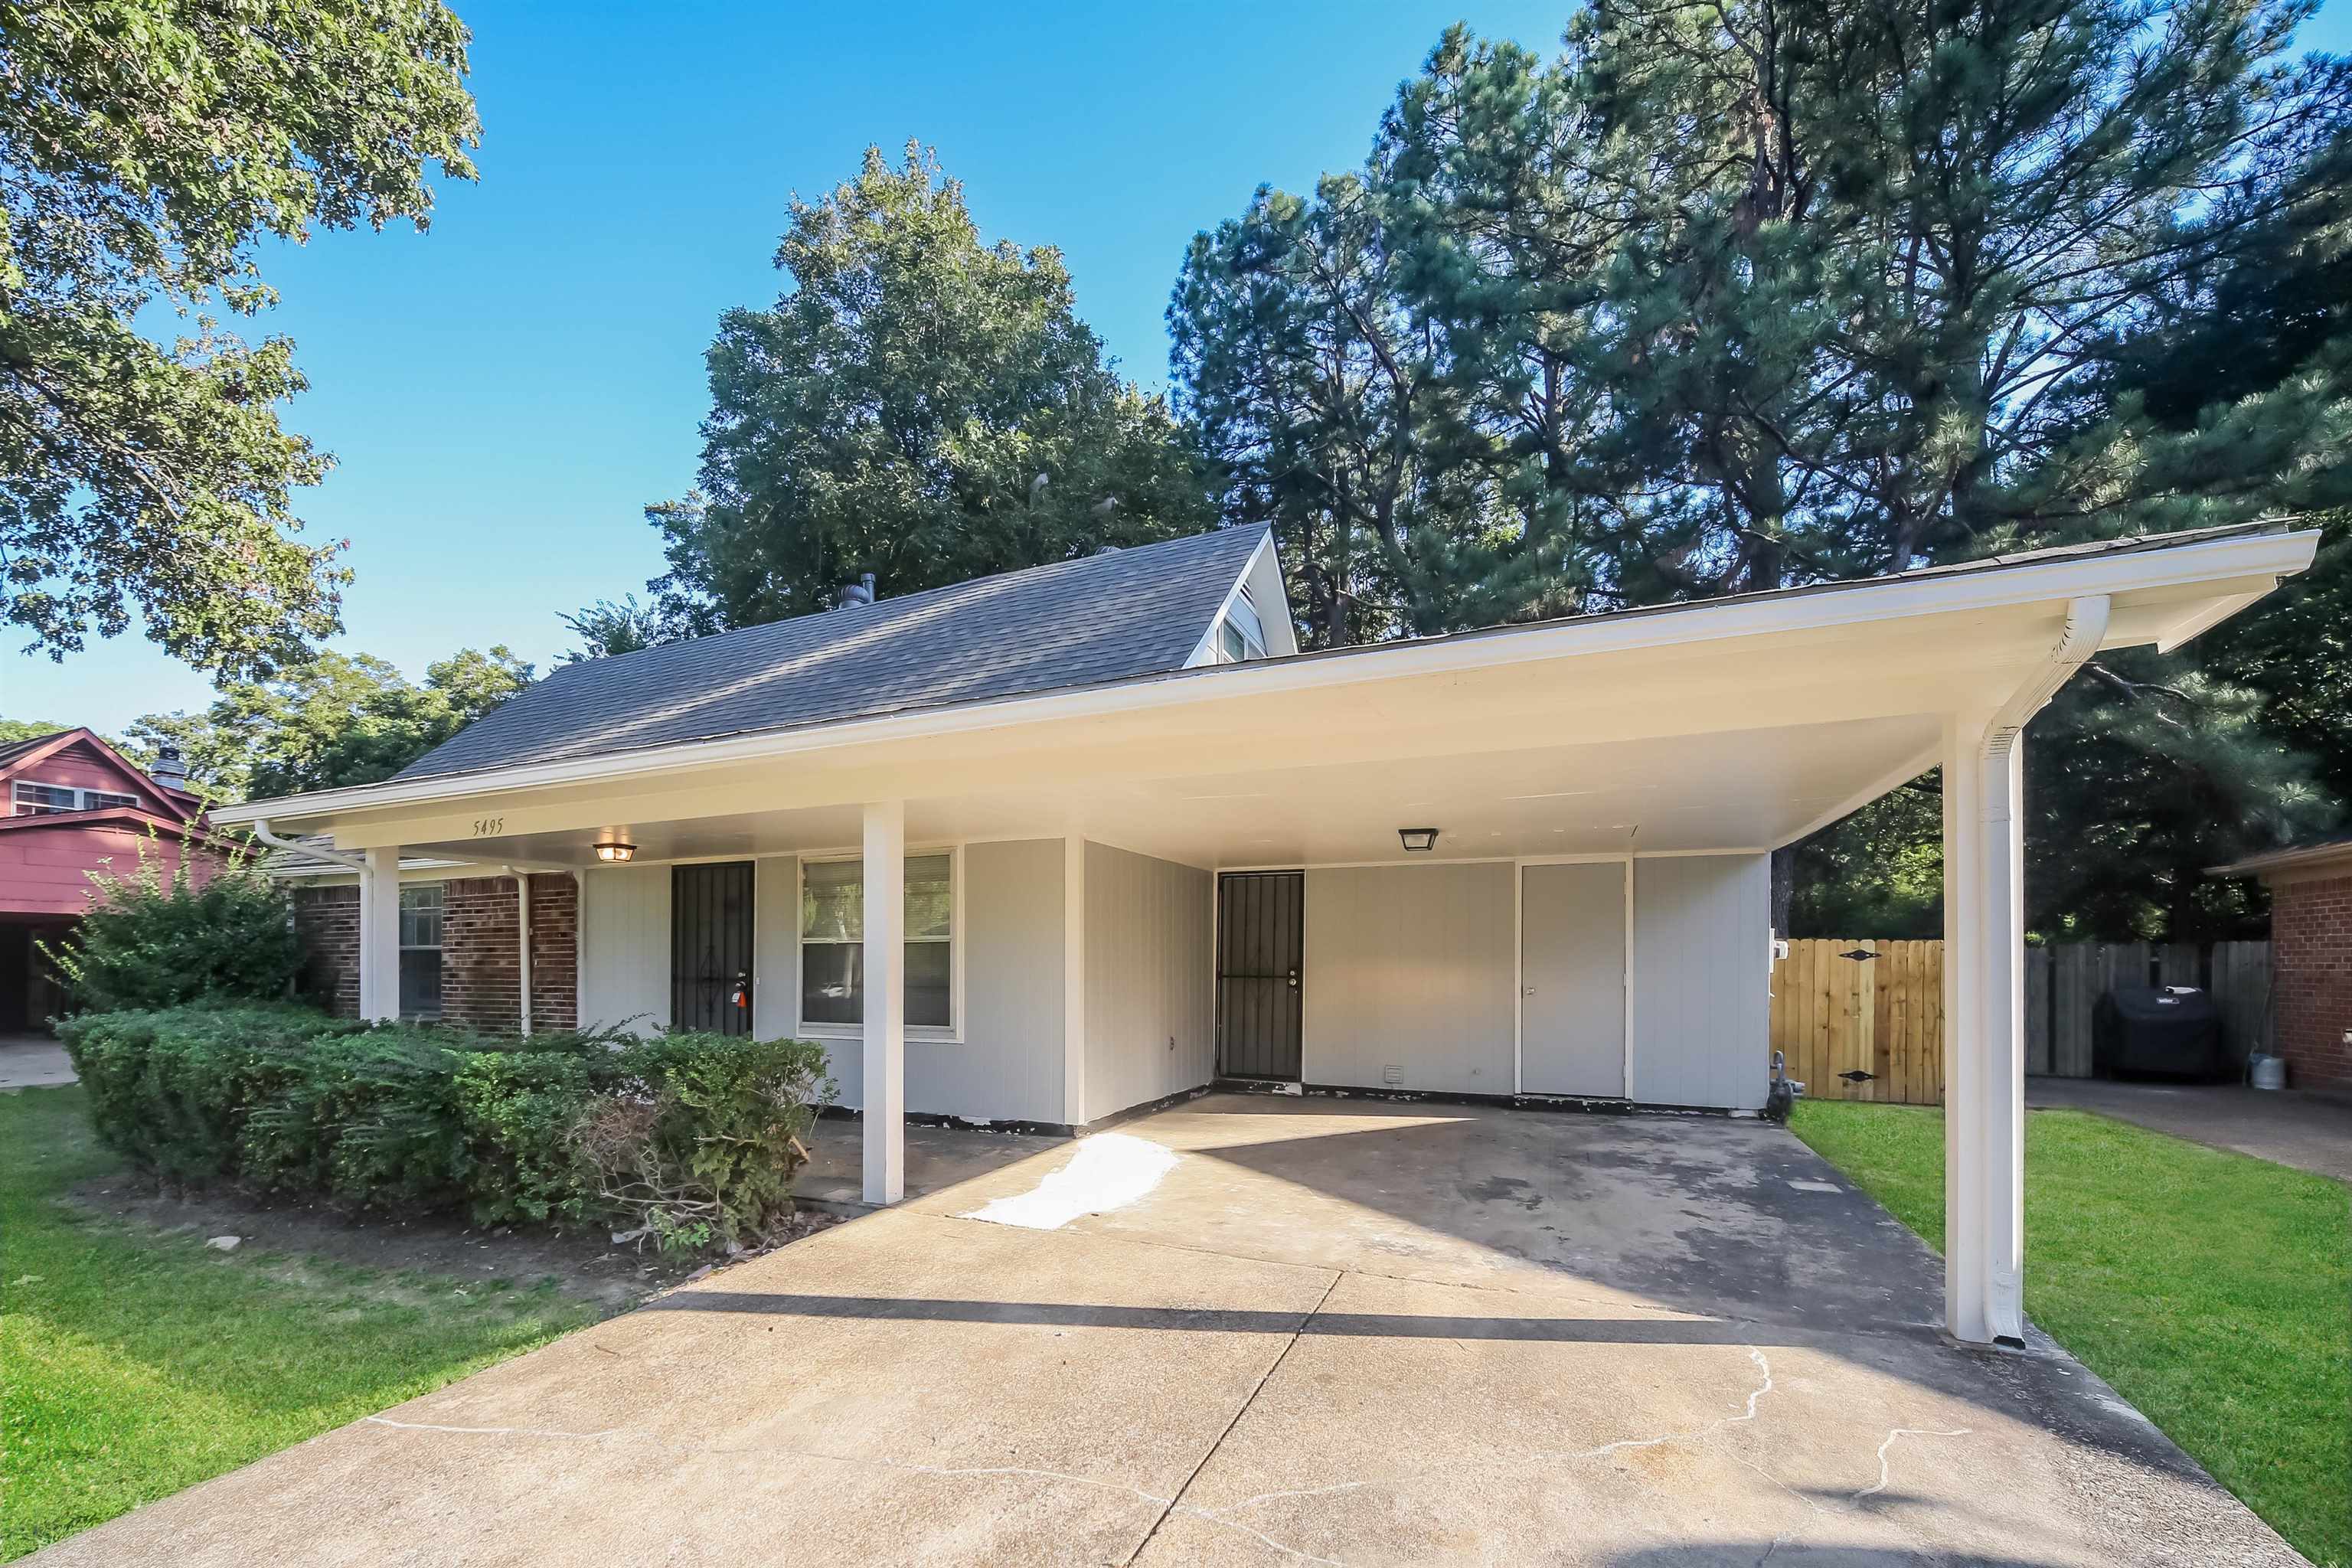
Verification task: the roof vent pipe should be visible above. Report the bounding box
[835,573,876,609]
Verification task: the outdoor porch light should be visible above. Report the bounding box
[1398,827,1439,853]
[593,839,636,864]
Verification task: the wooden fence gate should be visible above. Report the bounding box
[1772,938,2273,1102]
[1769,939,1945,1106]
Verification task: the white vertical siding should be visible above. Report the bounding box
[1083,841,1214,1123]
[752,856,799,1043]
[1302,862,1515,1096]
[1631,854,1771,1109]
[945,838,1067,1122]
[578,864,671,1032]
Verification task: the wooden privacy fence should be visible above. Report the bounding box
[1771,938,2274,1103]
[1770,940,1945,1106]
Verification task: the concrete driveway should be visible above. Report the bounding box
[34,1095,2300,1567]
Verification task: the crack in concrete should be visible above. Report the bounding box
[1121,1269,1348,1566]
[1548,1346,1775,1461]
[1852,1426,1973,1503]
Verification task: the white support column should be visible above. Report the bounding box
[1943,593,2109,1347]
[862,801,906,1205]
[358,846,403,1023]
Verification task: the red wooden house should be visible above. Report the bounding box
[0,728,215,1034]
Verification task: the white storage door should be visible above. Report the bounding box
[1521,862,1628,1096]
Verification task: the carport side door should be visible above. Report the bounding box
[1520,861,1628,1096]
[671,861,755,1036]
[1217,871,1303,1081]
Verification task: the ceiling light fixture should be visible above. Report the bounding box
[593,839,637,864]
[1398,827,1439,853]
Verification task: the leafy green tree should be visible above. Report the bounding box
[0,717,73,746]
[557,595,684,663]
[648,142,1213,632]
[1,0,479,678]
[127,646,531,802]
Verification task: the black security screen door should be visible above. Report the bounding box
[672,861,754,1035]
[1217,871,1303,1080]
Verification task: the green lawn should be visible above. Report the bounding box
[0,1086,597,1561]
[1792,1100,2350,1568]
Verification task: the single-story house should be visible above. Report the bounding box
[1,728,214,1034]
[223,521,2319,1347]
[2212,836,2352,1096]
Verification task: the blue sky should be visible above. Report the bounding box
[11,0,2350,735]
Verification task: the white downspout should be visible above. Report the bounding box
[514,871,533,1037]
[249,818,364,872]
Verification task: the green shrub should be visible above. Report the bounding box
[451,1049,596,1225]
[47,841,306,1015]
[63,1004,362,1186]
[57,1004,836,1250]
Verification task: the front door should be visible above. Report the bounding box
[1217,871,1303,1080]
[1521,861,1628,1096]
[671,862,754,1035]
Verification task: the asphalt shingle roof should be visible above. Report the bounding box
[395,526,1269,782]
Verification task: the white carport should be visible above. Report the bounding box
[217,524,2316,1345]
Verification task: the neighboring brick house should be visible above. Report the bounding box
[284,861,579,1033]
[2214,838,2352,1097]
[1,728,218,1034]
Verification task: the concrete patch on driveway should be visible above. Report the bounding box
[31,1094,2306,1567]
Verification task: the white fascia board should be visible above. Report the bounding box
[211,528,2318,831]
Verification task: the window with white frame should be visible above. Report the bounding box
[11,782,77,815]
[398,884,444,1021]
[799,853,952,1030]
[1215,588,1266,664]
[10,781,142,815]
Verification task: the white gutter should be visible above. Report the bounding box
[208,528,2314,830]
[250,818,364,873]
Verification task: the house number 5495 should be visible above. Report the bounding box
[471,817,505,836]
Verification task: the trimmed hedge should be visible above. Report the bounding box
[60,1005,835,1250]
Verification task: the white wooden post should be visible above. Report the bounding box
[358,846,403,1023]
[862,801,905,1204]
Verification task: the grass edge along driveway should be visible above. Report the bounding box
[0,1086,598,1562]
[1792,1099,2350,1568]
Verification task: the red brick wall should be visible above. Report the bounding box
[293,885,360,1018]
[2271,873,2352,1096]
[439,875,580,1032]
[289,874,578,1032]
